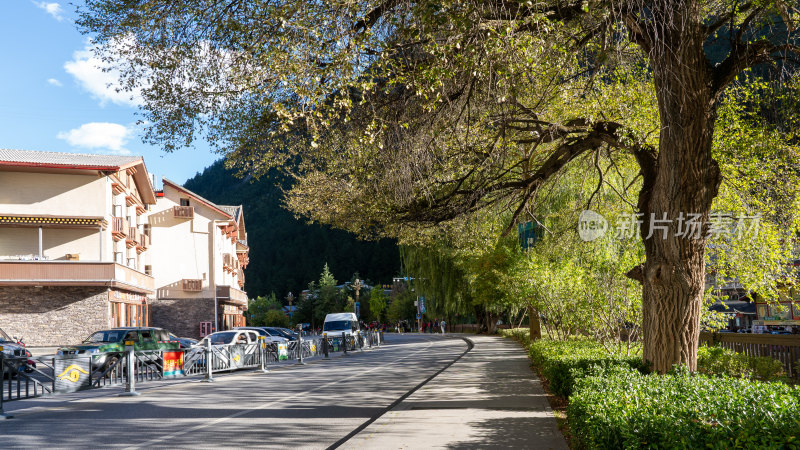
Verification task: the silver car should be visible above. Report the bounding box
[232,327,289,345]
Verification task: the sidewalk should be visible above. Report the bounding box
[343,334,568,449]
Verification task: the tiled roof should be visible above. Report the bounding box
[162,177,233,219]
[219,205,242,221]
[0,148,142,169]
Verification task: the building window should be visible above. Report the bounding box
[113,204,123,217]
[144,265,152,276]
[127,257,137,269]
[114,252,124,264]
[180,198,190,206]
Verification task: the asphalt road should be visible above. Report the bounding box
[0,334,467,449]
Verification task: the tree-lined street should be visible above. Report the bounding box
[1,334,563,449]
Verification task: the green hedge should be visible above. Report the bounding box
[501,329,799,448]
[500,329,647,397]
[568,365,800,449]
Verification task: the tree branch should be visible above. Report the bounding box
[352,0,403,33]
[712,39,799,95]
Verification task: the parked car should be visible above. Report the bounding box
[263,327,298,341]
[0,327,28,378]
[167,333,198,349]
[57,327,180,369]
[198,329,262,347]
[232,327,289,344]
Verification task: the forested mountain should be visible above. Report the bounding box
[183,160,400,299]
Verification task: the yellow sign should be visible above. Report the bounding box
[57,364,89,383]
[310,343,317,354]
[232,354,241,362]
[124,341,135,346]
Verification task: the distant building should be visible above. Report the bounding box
[0,149,156,346]
[147,178,249,338]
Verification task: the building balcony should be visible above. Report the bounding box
[0,261,154,294]
[216,285,248,308]
[181,278,203,292]
[223,253,237,273]
[111,181,126,195]
[136,233,150,253]
[173,205,194,219]
[236,252,249,269]
[126,226,141,248]
[111,217,128,240]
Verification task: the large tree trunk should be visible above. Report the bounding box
[634,5,722,373]
[528,305,542,341]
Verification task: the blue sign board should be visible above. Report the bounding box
[355,301,361,318]
[419,297,426,314]
[416,313,421,320]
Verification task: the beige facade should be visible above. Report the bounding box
[0,149,156,346]
[147,178,249,339]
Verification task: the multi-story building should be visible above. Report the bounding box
[0,149,156,346]
[147,178,248,339]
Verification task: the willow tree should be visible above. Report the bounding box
[78,1,799,372]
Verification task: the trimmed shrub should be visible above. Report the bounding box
[568,365,800,449]
[500,328,647,397]
[697,345,786,382]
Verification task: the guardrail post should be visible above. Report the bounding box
[378,330,383,346]
[119,342,140,397]
[0,349,13,419]
[203,339,214,383]
[358,332,364,353]
[342,332,348,356]
[258,336,269,373]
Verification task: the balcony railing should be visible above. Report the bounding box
[126,227,141,248]
[111,217,128,240]
[136,233,150,253]
[182,279,203,292]
[0,261,154,294]
[173,205,194,219]
[216,285,248,307]
[223,253,235,272]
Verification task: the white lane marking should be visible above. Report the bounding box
[126,337,458,449]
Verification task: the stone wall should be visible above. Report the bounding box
[151,297,215,339]
[0,286,109,347]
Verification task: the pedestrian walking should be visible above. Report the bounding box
[440,319,446,334]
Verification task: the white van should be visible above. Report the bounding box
[322,312,360,337]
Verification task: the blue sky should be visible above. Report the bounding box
[0,1,220,185]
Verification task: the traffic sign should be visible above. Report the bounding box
[416,313,421,320]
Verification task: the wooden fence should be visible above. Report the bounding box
[699,332,800,379]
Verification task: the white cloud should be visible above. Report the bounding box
[34,2,63,21]
[47,78,62,87]
[64,40,142,108]
[57,122,132,155]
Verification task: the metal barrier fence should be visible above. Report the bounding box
[0,330,384,417]
[699,331,800,380]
